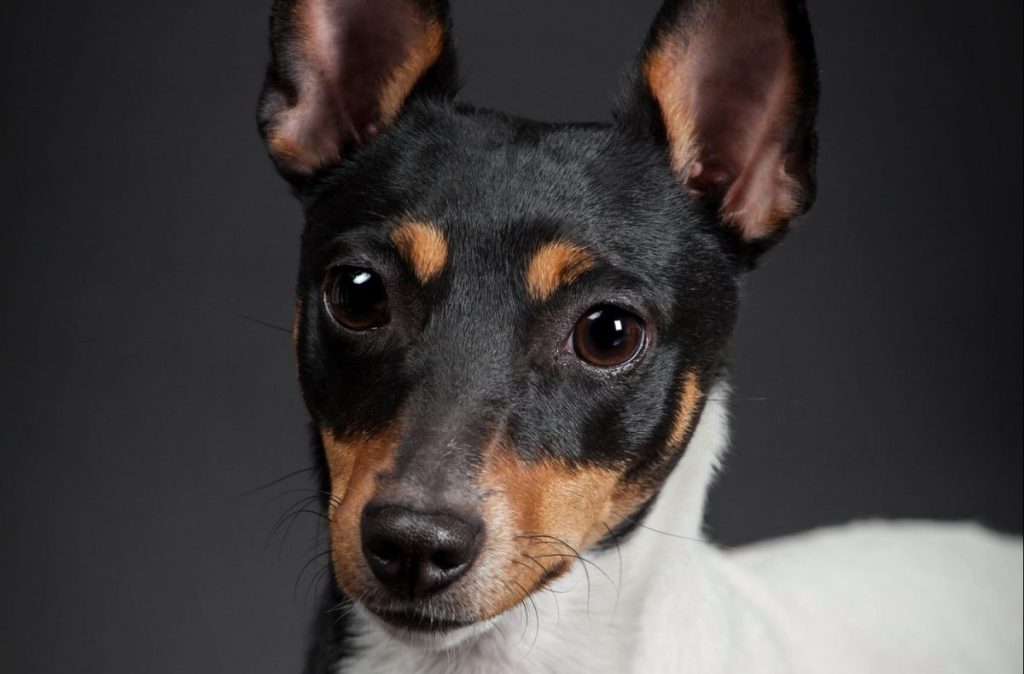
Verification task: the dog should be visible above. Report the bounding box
[256,0,1024,671]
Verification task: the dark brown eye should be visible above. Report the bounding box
[323,266,389,331]
[572,305,645,367]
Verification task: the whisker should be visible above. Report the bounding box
[232,465,317,497]
[235,311,292,334]
[500,580,531,643]
[267,495,321,547]
[520,532,621,618]
[602,521,623,623]
[508,578,540,655]
[309,563,335,609]
[543,582,561,627]
[294,548,332,600]
[528,553,604,601]
[522,583,542,657]
[524,542,616,588]
[622,519,726,548]
[511,558,539,577]
[267,487,334,502]
[518,553,549,578]
[276,504,327,555]
[329,598,358,619]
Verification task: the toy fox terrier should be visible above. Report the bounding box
[257,0,1023,671]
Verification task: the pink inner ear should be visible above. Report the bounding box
[265,0,442,176]
[267,0,347,173]
[647,0,805,240]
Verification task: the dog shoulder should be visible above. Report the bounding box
[731,521,1024,673]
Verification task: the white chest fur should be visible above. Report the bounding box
[337,391,1023,673]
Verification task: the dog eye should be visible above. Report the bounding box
[323,266,389,331]
[572,305,645,367]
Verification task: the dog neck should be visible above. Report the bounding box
[340,385,733,673]
[646,381,730,540]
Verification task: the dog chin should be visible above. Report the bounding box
[355,603,497,651]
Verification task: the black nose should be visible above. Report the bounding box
[361,504,483,599]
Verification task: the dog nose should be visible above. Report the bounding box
[361,504,483,598]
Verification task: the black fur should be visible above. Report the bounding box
[257,1,818,670]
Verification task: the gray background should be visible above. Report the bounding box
[1,1,1020,672]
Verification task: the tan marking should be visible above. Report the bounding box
[318,421,662,620]
[476,442,654,617]
[667,371,703,448]
[320,427,400,597]
[377,19,445,125]
[291,299,303,381]
[266,132,332,177]
[291,299,302,346]
[390,220,448,283]
[644,38,699,175]
[525,240,595,301]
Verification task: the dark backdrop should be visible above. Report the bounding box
[1,1,1020,672]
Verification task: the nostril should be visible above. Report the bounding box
[366,536,402,564]
[430,548,468,572]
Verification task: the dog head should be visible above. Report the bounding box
[258,0,817,641]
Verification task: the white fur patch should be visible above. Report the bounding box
[333,388,1024,673]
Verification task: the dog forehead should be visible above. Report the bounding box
[416,127,612,210]
[379,107,674,219]
[392,123,688,257]
[309,105,721,292]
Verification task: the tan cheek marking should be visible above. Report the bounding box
[525,241,595,301]
[469,379,706,619]
[482,451,618,547]
[390,220,448,283]
[378,19,445,125]
[667,371,703,448]
[476,443,659,617]
[319,427,400,596]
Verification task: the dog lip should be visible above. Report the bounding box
[367,606,474,632]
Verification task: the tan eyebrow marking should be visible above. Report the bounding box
[525,240,595,301]
[390,220,448,283]
[667,371,703,448]
[476,438,664,619]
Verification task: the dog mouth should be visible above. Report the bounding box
[365,605,476,633]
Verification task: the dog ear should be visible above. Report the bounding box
[624,0,818,249]
[258,0,457,183]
